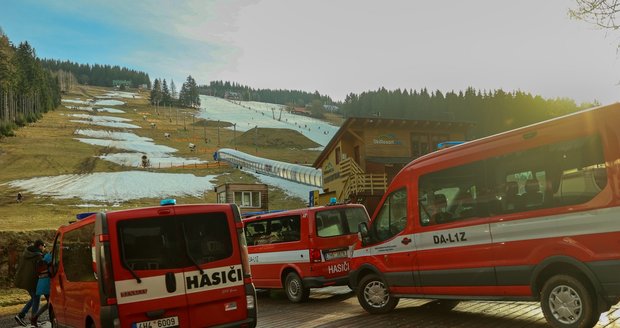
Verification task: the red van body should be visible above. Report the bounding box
[49,203,256,328]
[243,204,369,302]
[350,103,620,328]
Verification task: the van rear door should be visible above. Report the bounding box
[174,205,248,327]
[313,206,369,279]
[109,207,190,328]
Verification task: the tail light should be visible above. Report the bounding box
[310,248,322,263]
[99,237,117,304]
[237,228,252,278]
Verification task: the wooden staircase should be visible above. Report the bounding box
[338,158,387,201]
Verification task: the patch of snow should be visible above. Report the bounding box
[65,106,125,114]
[100,91,142,99]
[70,120,141,129]
[62,99,92,105]
[5,171,219,202]
[100,153,206,168]
[68,114,132,122]
[95,99,125,106]
[198,96,339,148]
[75,138,177,153]
[74,129,152,142]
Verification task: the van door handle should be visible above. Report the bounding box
[401,237,412,245]
[165,272,176,293]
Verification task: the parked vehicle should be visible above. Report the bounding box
[350,103,620,328]
[243,204,369,302]
[49,200,256,328]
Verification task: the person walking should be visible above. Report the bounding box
[31,252,52,327]
[13,239,45,327]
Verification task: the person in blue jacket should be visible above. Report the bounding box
[31,252,52,326]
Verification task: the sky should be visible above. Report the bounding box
[1,0,619,105]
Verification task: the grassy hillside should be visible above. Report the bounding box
[0,85,323,231]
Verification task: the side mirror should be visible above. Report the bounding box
[358,222,370,246]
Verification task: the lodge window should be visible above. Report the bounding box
[234,191,261,208]
[411,133,449,158]
[335,147,342,165]
[417,134,607,226]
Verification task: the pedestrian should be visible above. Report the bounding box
[14,239,45,327]
[16,192,23,203]
[31,252,53,326]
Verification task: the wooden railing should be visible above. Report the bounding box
[338,158,387,201]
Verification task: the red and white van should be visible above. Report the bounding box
[243,204,369,302]
[350,103,620,328]
[49,200,257,328]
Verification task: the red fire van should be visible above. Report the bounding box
[243,204,369,302]
[49,200,256,328]
[350,103,620,328]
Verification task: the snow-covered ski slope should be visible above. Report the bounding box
[197,96,339,149]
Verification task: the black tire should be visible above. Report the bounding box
[540,274,599,328]
[356,273,399,314]
[284,272,310,303]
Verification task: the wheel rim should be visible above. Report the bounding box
[363,280,389,308]
[548,284,583,324]
[288,278,301,297]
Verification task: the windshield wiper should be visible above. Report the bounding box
[120,232,141,283]
[181,223,204,275]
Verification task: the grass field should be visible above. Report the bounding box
[0,85,323,231]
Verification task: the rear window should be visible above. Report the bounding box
[118,213,233,270]
[315,207,369,238]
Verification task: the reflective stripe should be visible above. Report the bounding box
[354,206,620,257]
[248,249,310,265]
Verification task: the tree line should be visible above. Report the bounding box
[150,75,200,108]
[341,87,598,138]
[40,58,151,89]
[198,80,334,107]
[0,30,61,136]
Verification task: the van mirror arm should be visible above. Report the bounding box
[182,223,204,275]
[358,222,371,246]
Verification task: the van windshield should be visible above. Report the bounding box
[117,213,233,271]
[315,207,369,237]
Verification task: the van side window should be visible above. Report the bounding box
[419,161,486,226]
[489,134,607,213]
[246,216,301,245]
[373,188,408,241]
[62,223,96,282]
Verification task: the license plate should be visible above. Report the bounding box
[324,249,348,260]
[133,316,179,328]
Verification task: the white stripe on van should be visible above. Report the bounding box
[116,272,185,305]
[353,206,620,257]
[115,265,244,304]
[248,249,310,265]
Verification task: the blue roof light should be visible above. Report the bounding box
[329,197,337,205]
[76,212,96,220]
[160,199,177,206]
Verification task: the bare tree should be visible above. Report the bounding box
[570,0,620,30]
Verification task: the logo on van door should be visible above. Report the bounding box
[433,232,467,245]
[327,261,350,274]
[186,265,244,291]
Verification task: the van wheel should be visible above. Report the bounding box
[357,273,399,314]
[540,274,599,328]
[284,272,309,303]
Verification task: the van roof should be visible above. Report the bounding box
[242,203,367,222]
[401,103,619,173]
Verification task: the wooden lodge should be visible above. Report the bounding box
[215,183,269,215]
[313,117,474,215]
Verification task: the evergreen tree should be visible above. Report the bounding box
[162,79,171,106]
[150,78,162,106]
